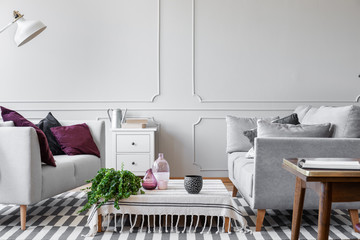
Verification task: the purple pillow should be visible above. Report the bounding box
[51,123,100,158]
[0,106,56,167]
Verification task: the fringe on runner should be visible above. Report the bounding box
[90,213,252,236]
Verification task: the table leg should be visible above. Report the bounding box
[348,209,359,232]
[291,177,306,240]
[224,217,230,233]
[98,214,102,233]
[318,182,332,240]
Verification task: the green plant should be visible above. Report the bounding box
[79,167,144,213]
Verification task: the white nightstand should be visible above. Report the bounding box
[111,127,157,176]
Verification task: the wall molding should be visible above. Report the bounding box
[8,104,360,112]
[0,107,297,112]
[192,117,227,171]
[0,107,346,112]
[191,0,360,104]
[0,0,160,104]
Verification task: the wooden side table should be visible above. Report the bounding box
[282,158,360,240]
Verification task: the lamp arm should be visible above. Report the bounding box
[0,11,24,34]
[0,21,15,34]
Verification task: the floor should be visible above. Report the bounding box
[2,190,359,239]
[3,178,359,239]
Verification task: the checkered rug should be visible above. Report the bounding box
[0,191,359,239]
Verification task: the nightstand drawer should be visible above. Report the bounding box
[117,154,150,172]
[116,134,150,153]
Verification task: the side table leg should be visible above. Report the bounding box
[318,182,332,240]
[98,214,102,233]
[291,177,306,240]
[348,209,359,232]
[224,217,231,233]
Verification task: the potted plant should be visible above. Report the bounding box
[79,167,144,213]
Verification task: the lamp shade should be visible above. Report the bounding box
[14,17,46,47]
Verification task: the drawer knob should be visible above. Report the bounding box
[132,162,135,165]
[131,142,135,146]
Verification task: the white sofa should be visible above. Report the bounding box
[0,120,105,230]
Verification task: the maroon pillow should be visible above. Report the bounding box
[0,106,56,167]
[51,123,100,158]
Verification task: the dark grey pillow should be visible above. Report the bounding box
[36,112,65,155]
[273,113,300,125]
[243,113,300,146]
[243,128,257,146]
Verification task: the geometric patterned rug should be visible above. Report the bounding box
[0,191,359,239]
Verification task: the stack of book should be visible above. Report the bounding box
[122,118,148,129]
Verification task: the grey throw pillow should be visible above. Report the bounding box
[300,105,360,138]
[257,120,332,138]
[243,113,300,146]
[226,115,279,153]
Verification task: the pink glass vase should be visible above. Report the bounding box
[152,153,170,190]
[142,168,157,190]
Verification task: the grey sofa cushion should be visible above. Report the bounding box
[42,159,76,200]
[228,152,254,201]
[257,120,332,138]
[300,105,360,138]
[42,154,101,199]
[234,159,254,199]
[226,115,278,153]
[228,152,247,181]
[54,154,101,186]
[243,113,300,146]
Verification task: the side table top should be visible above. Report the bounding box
[111,127,158,132]
[283,158,360,178]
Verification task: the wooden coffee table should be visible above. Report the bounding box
[282,158,360,240]
[86,179,246,236]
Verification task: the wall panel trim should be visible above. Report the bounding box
[191,0,360,104]
[0,0,160,104]
[192,117,227,171]
[4,108,297,112]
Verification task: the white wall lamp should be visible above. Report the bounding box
[0,10,46,47]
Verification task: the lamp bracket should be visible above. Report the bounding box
[13,11,24,22]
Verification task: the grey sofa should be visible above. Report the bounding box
[0,120,105,230]
[227,105,360,231]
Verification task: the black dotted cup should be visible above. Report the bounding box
[184,175,203,194]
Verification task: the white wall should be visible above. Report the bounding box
[1,0,360,177]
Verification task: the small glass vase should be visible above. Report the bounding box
[152,153,170,190]
[142,168,157,190]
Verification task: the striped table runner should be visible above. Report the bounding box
[86,180,248,236]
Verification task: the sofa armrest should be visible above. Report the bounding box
[0,127,42,205]
[60,120,106,168]
[253,137,360,209]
